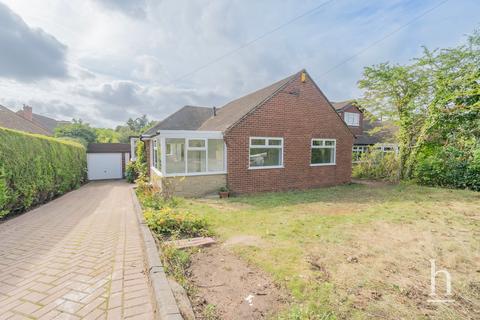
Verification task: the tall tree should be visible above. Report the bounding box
[359,30,480,179]
[54,119,97,146]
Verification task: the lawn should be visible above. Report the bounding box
[180,182,480,319]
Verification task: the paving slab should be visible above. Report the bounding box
[0,181,155,319]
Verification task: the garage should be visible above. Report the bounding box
[86,143,130,180]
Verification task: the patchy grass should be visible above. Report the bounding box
[179,183,480,319]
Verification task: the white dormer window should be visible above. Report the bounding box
[344,112,360,126]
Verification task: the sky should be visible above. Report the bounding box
[0,0,478,128]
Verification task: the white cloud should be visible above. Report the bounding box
[0,2,68,81]
[0,0,478,127]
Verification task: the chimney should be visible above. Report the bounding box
[23,105,33,121]
[213,106,217,116]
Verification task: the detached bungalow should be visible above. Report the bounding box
[137,69,354,196]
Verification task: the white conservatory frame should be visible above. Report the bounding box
[145,130,227,178]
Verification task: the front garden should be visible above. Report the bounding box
[136,182,480,319]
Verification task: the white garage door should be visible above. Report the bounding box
[87,153,123,180]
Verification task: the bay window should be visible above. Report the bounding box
[311,139,336,165]
[249,137,283,169]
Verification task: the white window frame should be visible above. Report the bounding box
[152,139,158,168]
[344,112,360,126]
[310,139,336,166]
[186,138,207,174]
[353,145,368,163]
[248,137,284,170]
[150,131,227,177]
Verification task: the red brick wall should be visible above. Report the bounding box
[224,74,353,194]
[337,105,363,136]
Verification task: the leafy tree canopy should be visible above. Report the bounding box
[359,29,479,180]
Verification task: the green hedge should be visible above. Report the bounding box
[0,128,87,218]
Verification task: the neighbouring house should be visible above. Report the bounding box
[136,69,354,196]
[332,100,398,162]
[0,104,51,136]
[17,105,70,134]
[86,143,130,180]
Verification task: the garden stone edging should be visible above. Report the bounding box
[130,187,183,320]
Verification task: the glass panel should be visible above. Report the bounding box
[250,148,281,167]
[251,138,266,146]
[268,139,282,146]
[188,139,205,148]
[187,150,206,173]
[312,140,323,146]
[311,148,334,164]
[166,138,185,174]
[208,139,224,172]
[325,140,335,146]
[152,140,158,168]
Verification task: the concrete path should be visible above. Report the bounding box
[0,181,154,319]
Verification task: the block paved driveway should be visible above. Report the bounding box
[0,181,154,319]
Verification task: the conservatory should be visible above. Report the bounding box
[147,130,226,178]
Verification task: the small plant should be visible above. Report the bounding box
[218,186,230,198]
[161,243,193,292]
[203,304,221,320]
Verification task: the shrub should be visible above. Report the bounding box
[137,184,209,238]
[0,128,86,218]
[144,207,210,239]
[352,148,399,182]
[414,144,480,191]
[125,161,138,183]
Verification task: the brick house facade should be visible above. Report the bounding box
[224,74,352,194]
[139,70,354,196]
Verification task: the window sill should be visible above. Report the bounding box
[248,166,284,170]
[164,171,227,177]
[310,163,336,167]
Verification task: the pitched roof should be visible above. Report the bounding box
[87,143,131,153]
[0,105,51,135]
[17,111,70,133]
[198,71,300,131]
[143,105,214,136]
[355,118,398,145]
[331,100,361,112]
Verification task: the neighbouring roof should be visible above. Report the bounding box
[0,105,52,135]
[143,105,214,136]
[17,111,70,133]
[198,71,299,131]
[331,100,362,112]
[87,143,131,153]
[355,118,398,145]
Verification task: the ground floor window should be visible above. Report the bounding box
[249,137,283,169]
[311,139,336,165]
[353,145,368,162]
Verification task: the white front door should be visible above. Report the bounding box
[87,153,123,180]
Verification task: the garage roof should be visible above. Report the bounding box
[87,143,130,153]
